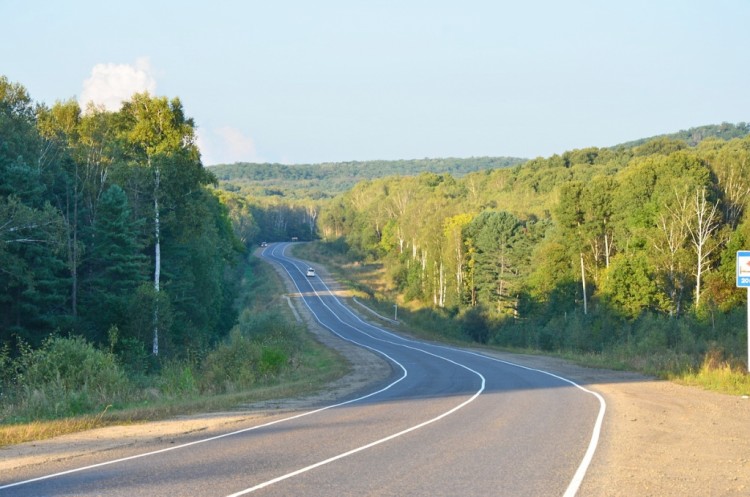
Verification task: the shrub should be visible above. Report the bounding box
[459,307,490,344]
[7,336,128,419]
[258,347,287,377]
[158,360,199,398]
[200,328,260,394]
[237,310,286,339]
[0,344,12,389]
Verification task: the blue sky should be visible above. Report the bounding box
[2,0,748,165]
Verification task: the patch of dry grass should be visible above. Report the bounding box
[670,348,750,396]
[0,406,117,447]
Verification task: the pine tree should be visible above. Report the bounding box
[79,185,146,343]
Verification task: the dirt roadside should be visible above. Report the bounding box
[2,259,749,496]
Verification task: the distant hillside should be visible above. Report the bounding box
[210,157,526,199]
[211,123,749,200]
[614,122,749,149]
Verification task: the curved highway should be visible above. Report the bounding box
[0,242,605,497]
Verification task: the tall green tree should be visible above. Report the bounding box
[117,93,209,355]
[37,99,85,318]
[464,211,523,317]
[0,78,67,346]
[554,181,589,314]
[79,184,146,342]
[600,252,665,318]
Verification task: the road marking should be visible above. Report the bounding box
[220,245,488,496]
[226,371,484,496]
[272,244,607,497]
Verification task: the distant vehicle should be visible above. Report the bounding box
[306,268,316,277]
[260,241,268,247]
[291,237,299,241]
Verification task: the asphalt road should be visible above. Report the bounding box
[0,242,605,497]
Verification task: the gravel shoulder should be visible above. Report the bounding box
[3,256,749,496]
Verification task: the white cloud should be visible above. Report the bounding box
[79,57,157,111]
[197,126,261,165]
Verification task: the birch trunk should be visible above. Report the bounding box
[152,164,161,356]
[580,252,588,315]
[685,188,719,309]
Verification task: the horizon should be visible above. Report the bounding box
[204,120,748,167]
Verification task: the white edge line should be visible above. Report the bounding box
[281,244,607,497]
[226,376,485,497]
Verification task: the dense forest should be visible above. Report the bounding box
[211,156,525,199]
[315,133,750,366]
[0,76,243,359]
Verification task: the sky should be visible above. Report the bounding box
[2,0,749,165]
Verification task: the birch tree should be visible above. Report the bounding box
[584,177,617,271]
[443,213,473,306]
[652,196,691,316]
[711,143,750,229]
[682,188,721,308]
[119,93,198,355]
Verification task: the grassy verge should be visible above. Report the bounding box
[0,253,348,447]
[292,241,750,396]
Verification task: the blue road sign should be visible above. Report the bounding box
[738,251,750,287]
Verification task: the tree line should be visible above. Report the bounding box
[315,135,750,361]
[211,156,526,199]
[0,76,243,361]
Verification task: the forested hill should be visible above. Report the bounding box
[316,128,750,360]
[210,156,525,199]
[613,122,750,149]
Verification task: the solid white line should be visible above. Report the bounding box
[225,375,485,497]
[277,245,607,497]
[457,351,607,497]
